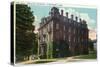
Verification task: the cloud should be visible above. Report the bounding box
[89,30,97,40]
[59,8,96,31]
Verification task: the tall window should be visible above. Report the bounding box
[47,23,51,33]
[69,27,71,33]
[74,29,76,34]
[74,38,75,42]
[64,34,66,40]
[78,38,80,43]
[82,38,83,42]
[64,26,65,31]
[50,22,53,31]
[69,35,71,42]
[48,24,50,32]
[56,23,59,30]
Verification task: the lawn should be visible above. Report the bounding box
[27,59,57,64]
[18,51,97,64]
[34,60,54,64]
[74,52,97,59]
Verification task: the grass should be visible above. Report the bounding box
[18,51,97,64]
[28,52,97,64]
[34,61,54,64]
[27,59,57,64]
[74,52,97,59]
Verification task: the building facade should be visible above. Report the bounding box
[38,7,89,59]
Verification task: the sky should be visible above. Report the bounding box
[28,3,97,40]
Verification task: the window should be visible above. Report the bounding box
[64,26,65,31]
[78,38,80,42]
[69,45,71,49]
[74,29,76,34]
[64,17,66,22]
[68,19,70,23]
[50,22,53,31]
[69,27,71,32]
[69,36,71,42]
[47,23,51,33]
[56,23,59,30]
[74,38,75,42]
[48,24,50,32]
[64,34,66,40]
[82,38,83,42]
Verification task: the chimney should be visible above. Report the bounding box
[75,16,78,22]
[61,10,63,16]
[83,20,86,24]
[49,11,51,15]
[66,12,68,17]
[71,14,74,20]
[79,18,82,22]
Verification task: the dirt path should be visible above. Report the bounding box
[48,56,96,64]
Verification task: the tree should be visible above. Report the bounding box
[32,33,38,54]
[15,4,36,61]
[52,40,69,58]
[88,39,94,51]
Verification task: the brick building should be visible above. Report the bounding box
[38,7,89,59]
